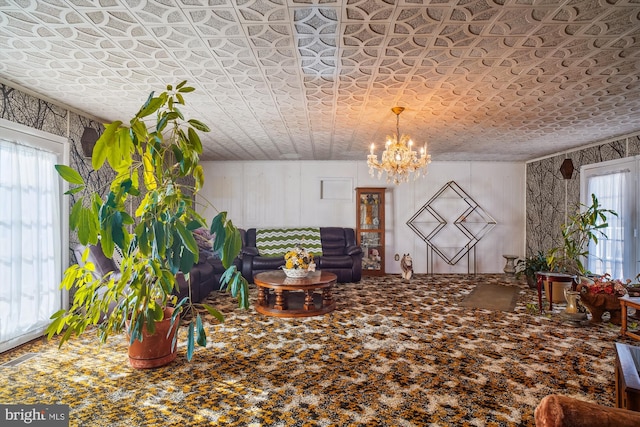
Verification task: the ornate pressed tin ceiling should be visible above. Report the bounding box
[1,0,639,161]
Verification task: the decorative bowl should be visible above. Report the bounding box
[282,268,309,278]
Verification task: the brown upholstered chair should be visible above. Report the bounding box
[535,394,640,427]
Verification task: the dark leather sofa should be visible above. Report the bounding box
[241,227,363,283]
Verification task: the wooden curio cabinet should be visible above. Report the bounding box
[356,187,385,276]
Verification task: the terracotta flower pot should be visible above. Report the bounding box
[127,307,180,369]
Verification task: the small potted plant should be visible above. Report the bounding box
[516,251,549,289]
[46,81,249,367]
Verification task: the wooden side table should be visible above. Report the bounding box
[614,342,640,411]
[620,296,640,341]
[534,272,577,313]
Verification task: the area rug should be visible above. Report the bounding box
[459,283,520,312]
[0,274,633,427]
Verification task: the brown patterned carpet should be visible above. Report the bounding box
[0,274,635,426]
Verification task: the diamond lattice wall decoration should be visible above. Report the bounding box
[407,181,496,266]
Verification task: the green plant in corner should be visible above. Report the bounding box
[46,81,249,362]
[546,193,617,277]
[515,251,549,288]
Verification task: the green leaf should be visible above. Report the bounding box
[69,199,83,231]
[138,96,164,118]
[46,309,67,337]
[193,165,205,193]
[202,304,224,323]
[151,303,164,321]
[154,221,166,258]
[64,186,85,195]
[222,226,242,269]
[188,119,210,132]
[92,121,122,170]
[180,241,196,272]
[55,165,84,185]
[211,212,227,253]
[187,127,203,154]
[156,113,169,133]
[237,274,249,308]
[171,144,184,164]
[130,119,147,145]
[186,220,202,231]
[142,152,157,190]
[196,314,206,347]
[175,221,198,256]
[78,208,91,245]
[101,221,114,258]
[172,299,187,320]
[168,238,181,275]
[186,321,195,362]
[219,265,236,291]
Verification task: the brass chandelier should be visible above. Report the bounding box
[367,107,431,184]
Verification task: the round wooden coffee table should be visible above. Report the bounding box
[254,270,337,318]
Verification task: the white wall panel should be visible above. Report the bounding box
[197,161,245,226]
[199,160,526,274]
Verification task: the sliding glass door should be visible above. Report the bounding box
[0,119,68,353]
[581,157,639,280]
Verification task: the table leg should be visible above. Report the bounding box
[274,290,286,311]
[621,299,628,338]
[257,286,266,306]
[537,274,544,314]
[322,286,334,307]
[304,291,314,310]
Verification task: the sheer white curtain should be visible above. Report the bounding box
[0,137,62,352]
[585,172,627,279]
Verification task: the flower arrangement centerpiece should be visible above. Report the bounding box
[283,245,314,278]
[586,273,627,296]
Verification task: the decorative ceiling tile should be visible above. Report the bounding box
[1,0,640,161]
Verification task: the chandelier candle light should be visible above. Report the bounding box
[367,107,431,184]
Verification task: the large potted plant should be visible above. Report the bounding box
[543,194,617,305]
[547,193,617,277]
[46,81,249,367]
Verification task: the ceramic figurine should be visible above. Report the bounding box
[401,254,413,280]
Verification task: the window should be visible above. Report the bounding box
[581,157,639,280]
[0,119,68,352]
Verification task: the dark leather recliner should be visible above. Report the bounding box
[241,227,363,283]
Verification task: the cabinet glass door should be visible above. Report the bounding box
[359,193,381,229]
[356,187,385,275]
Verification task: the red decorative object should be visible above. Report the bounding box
[587,273,627,296]
[577,274,627,324]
